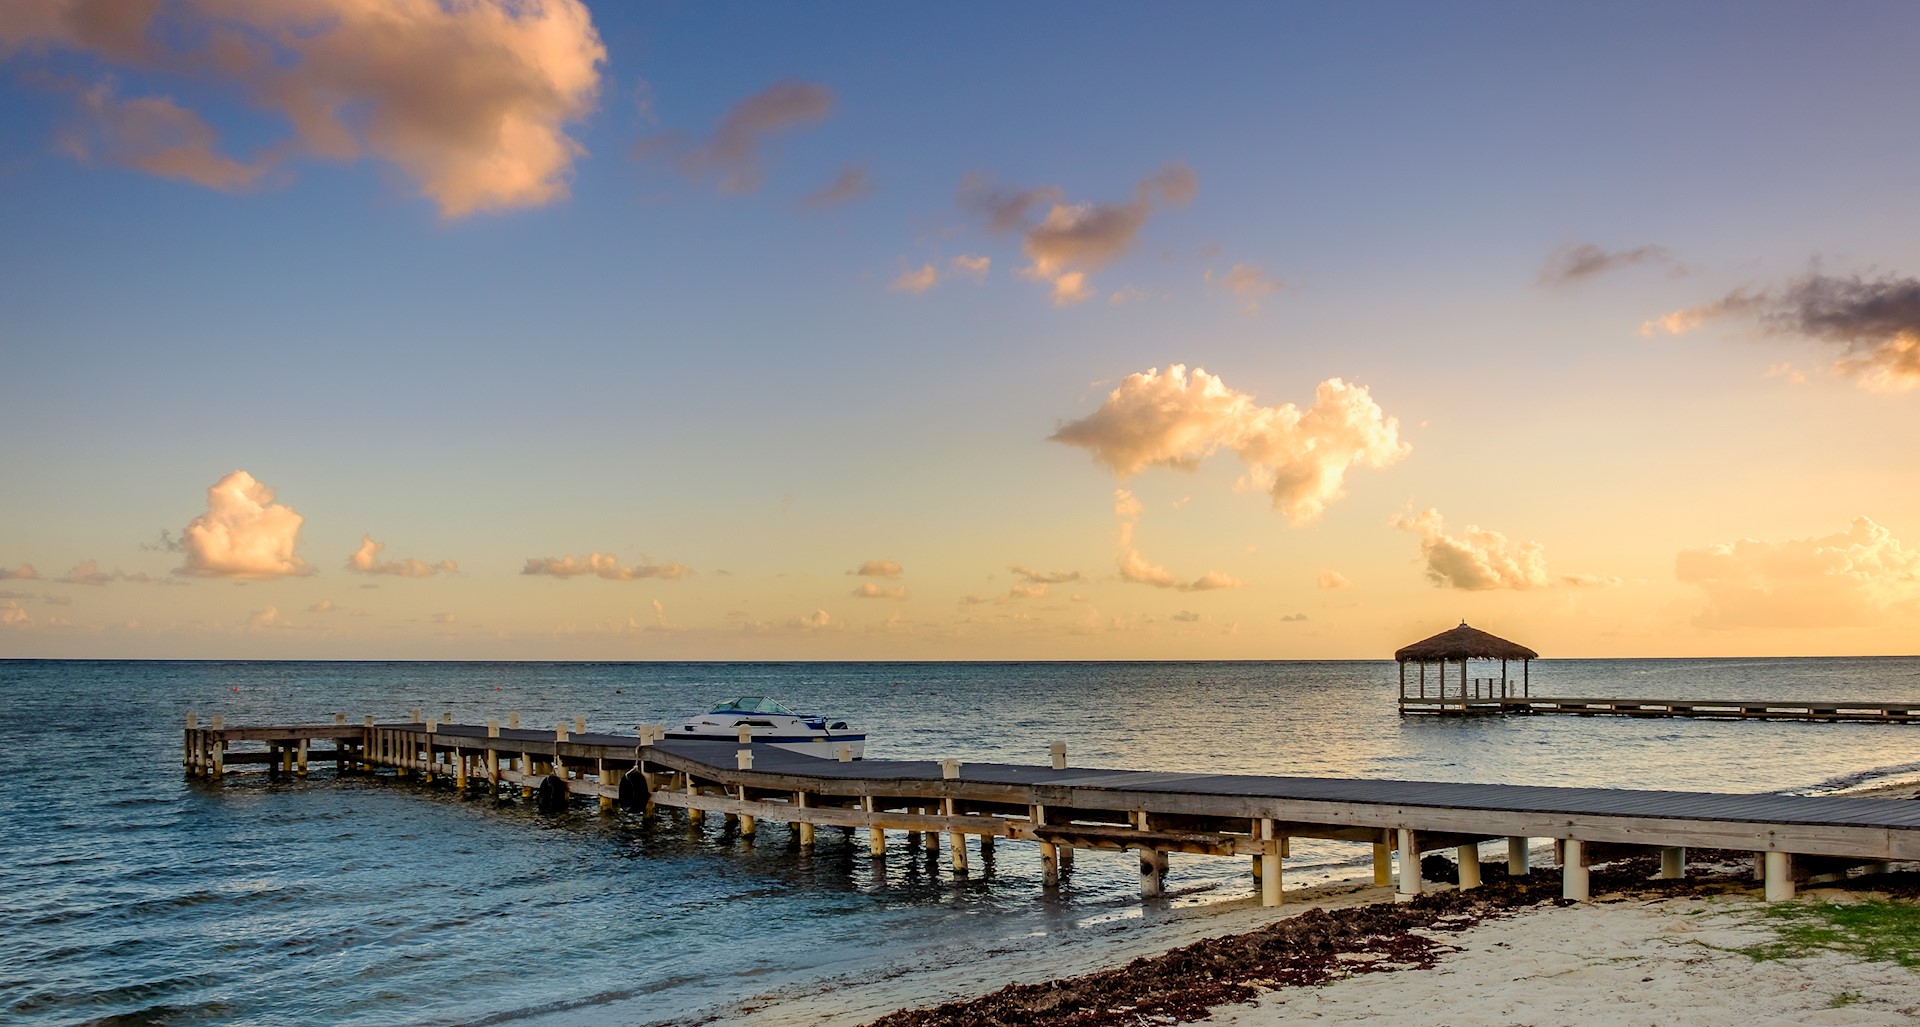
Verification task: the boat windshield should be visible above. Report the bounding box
[709,696,797,716]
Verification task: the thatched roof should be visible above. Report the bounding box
[1394,621,1538,663]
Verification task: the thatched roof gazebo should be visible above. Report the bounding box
[1395,621,1538,715]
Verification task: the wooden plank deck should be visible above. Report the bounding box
[183,715,1920,907]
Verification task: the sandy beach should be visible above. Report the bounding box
[694,805,1920,1027]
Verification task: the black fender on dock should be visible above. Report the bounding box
[617,769,649,811]
[536,774,570,814]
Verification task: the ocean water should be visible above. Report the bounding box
[4,657,1920,1026]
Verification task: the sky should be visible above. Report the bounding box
[2,0,1918,661]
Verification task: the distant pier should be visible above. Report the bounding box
[184,709,1920,908]
[1392,621,1920,722]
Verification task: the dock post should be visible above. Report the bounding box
[737,788,755,838]
[1040,842,1059,886]
[1050,741,1066,771]
[1456,843,1481,889]
[410,708,421,723]
[508,712,519,729]
[362,716,374,771]
[686,775,704,824]
[1764,851,1794,901]
[865,797,884,856]
[1659,846,1686,880]
[1508,837,1530,876]
[598,759,613,812]
[1395,828,1420,900]
[796,793,814,847]
[486,720,501,797]
[836,743,852,762]
[210,715,225,780]
[296,738,309,778]
[574,716,585,735]
[1562,839,1590,901]
[1372,835,1393,887]
[1139,849,1164,898]
[184,712,196,773]
[455,748,468,792]
[1260,818,1283,907]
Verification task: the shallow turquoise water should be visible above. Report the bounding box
[3,658,1919,1025]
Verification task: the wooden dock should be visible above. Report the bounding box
[183,711,1920,907]
[1399,692,1920,722]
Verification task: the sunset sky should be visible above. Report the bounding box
[3,1,1918,660]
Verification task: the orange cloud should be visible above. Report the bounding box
[1677,517,1920,629]
[851,581,907,600]
[1011,565,1080,585]
[636,80,834,194]
[949,254,990,281]
[801,163,873,208]
[1113,488,1243,592]
[1317,569,1352,590]
[850,559,903,578]
[1393,508,1549,591]
[0,564,37,580]
[347,535,457,577]
[891,264,937,293]
[177,470,313,580]
[1205,263,1284,313]
[961,163,1195,306]
[522,552,692,581]
[1052,365,1409,524]
[61,559,150,585]
[1,0,607,218]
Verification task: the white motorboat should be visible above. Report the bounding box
[664,696,866,759]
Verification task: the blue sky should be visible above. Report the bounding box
[2,1,1918,658]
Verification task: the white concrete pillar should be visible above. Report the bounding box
[1260,818,1283,907]
[1456,843,1481,889]
[1765,851,1794,902]
[1660,846,1686,880]
[1396,828,1421,900]
[1140,849,1164,898]
[1508,837,1530,876]
[736,748,754,771]
[1563,839,1590,901]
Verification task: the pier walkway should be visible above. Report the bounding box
[183,713,1920,907]
[1398,693,1920,721]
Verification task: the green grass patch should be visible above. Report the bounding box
[1739,901,1920,967]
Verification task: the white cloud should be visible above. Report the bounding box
[1676,517,1920,629]
[1113,488,1244,592]
[347,535,457,577]
[852,581,908,600]
[522,552,692,581]
[1,600,30,627]
[1,0,607,218]
[1317,569,1352,590]
[1393,508,1552,591]
[1052,365,1410,524]
[1011,565,1080,585]
[247,605,286,630]
[177,470,313,580]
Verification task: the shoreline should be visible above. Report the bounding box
[687,844,1920,1027]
